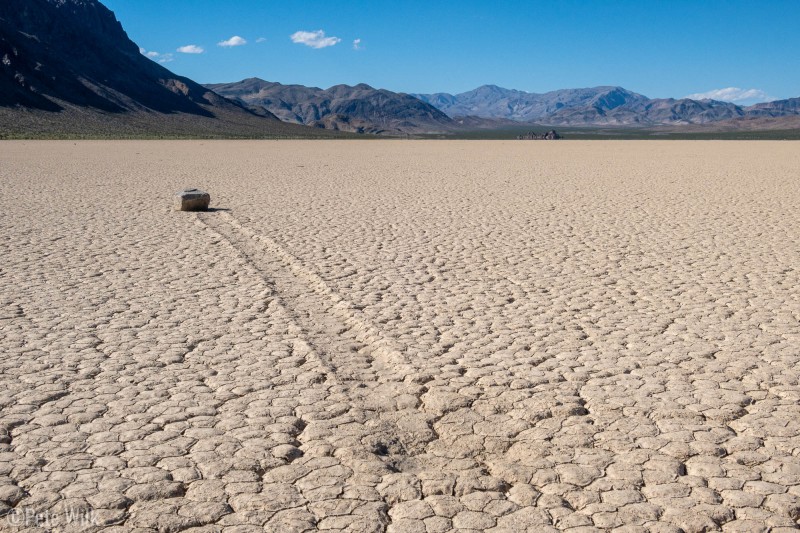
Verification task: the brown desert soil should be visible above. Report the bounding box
[1,140,799,531]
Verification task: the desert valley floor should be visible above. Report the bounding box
[1,140,799,532]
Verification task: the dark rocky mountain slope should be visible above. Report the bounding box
[0,0,339,137]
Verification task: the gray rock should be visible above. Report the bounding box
[175,188,210,211]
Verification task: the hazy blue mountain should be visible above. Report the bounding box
[412,85,649,122]
[745,97,800,118]
[544,98,745,125]
[414,85,800,126]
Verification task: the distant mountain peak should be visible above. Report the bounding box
[475,84,507,91]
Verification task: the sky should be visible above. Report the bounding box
[104,0,800,103]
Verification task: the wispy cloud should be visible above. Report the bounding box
[352,38,362,50]
[290,30,341,49]
[685,87,774,104]
[177,44,204,54]
[256,37,267,43]
[140,47,174,63]
[218,36,247,48]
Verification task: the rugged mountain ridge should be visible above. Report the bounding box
[746,97,800,118]
[205,78,457,134]
[413,85,649,122]
[545,97,746,125]
[414,85,800,126]
[0,0,338,137]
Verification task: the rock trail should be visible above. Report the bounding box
[197,210,548,530]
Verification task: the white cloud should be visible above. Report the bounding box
[352,38,362,50]
[218,36,247,47]
[290,30,341,49]
[256,37,267,43]
[177,44,204,54]
[685,87,774,104]
[140,48,174,63]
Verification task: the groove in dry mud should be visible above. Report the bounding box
[194,213,510,476]
[197,212,403,384]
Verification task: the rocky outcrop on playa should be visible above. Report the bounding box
[516,130,562,140]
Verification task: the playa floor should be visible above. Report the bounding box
[1,140,799,532]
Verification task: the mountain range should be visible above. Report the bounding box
[207,79,800,133]
[413,85,800,126]
[205,79,457,134]
[1,0,798,138]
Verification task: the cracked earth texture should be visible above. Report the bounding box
[1,140,799,532]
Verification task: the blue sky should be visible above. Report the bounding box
[104,0,800,103]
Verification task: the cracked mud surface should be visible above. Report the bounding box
[1,140,799,532]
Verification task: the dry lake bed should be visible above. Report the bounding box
[1,140,799,532]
